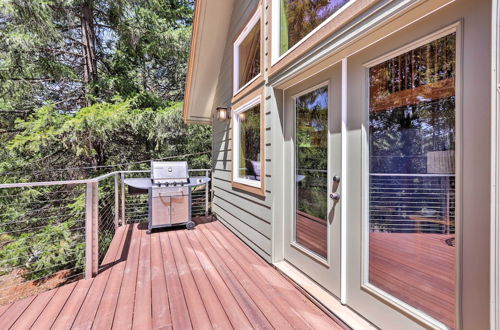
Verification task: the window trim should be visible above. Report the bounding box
[231,91,265,196]
[268,0,379,77]
[233,4,264,97]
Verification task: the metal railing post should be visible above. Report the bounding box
[205,170,209,217]
[121,172,126,226]
[114,173,119,229]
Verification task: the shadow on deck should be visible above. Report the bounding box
[0,218,345,329]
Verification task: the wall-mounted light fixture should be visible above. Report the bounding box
[216,106,231,121]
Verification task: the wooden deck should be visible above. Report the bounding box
[370,232,455,328]
[293,210,454,328]
[0,219,344,329]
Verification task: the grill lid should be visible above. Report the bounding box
[151,161,189,185]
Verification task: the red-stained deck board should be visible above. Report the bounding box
[182,230,252,329]
[0,302,12,319]
[213,220,346,329]
[0,220,344,329]
[132,228,153,329]
[176,231,232,329]
[31,281,78,329]
[150,233,172,330]
[92,224,134,329]
[200,225,293,329]
[72,225,128,330]
[0,295,35,329]
[112,223,142,330]
[192,228,273,329]
[10,286,57,330]
[159,229,193,330]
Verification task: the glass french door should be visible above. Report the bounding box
[283,65,342,296]
[344,21,463,329]
[279,0,491,328]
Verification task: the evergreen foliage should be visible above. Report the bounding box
[0,0,211,287]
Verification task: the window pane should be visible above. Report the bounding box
[280,0,350,55]
[368,33,456,328]
[239,21,261,88]
[295,86,328,258]
[239,105,261,181]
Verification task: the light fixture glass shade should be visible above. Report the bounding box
[216,107,230,121]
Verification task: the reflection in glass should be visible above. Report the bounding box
[368,33,456,328]
[295,86,328,258]
[280,0,350,55]
[238,105,261,181]
[239,20,261,88]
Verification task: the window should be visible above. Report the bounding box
[295,85,329,258]
[279,0,352,56]
[367,32,456,328]
[232,94,264,193]
[234,6,262,95]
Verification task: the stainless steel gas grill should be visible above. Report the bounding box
[124,161,211,233]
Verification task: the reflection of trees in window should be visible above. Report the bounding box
[370,97,455,174]
[368,33,456,236]
[370,33,456,113]
[280,0,350,54]
[369,33,456,174]
[239,105,261,181]
[239,22,261,88]
[296,86,328,219]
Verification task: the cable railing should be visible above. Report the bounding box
[0,183,87,305]
[369,173,455,234]
[0,168,212,306]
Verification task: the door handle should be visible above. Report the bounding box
[332,175,341,183]
[330,193,341,201]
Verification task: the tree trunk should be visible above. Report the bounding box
[80,0,98,105]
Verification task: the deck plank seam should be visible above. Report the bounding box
[168,230,211,329]
[197,225,290,328]
[192,228,271,328]
[175,230,233,329]
[111,223,142,329]
[71,225,128,329]
[29,286,62,328]
[159,230,193,329]
[184,229,253,329]
[92,224,134,329]
[206,224,317,330]
[1,295,36,329]
[179,230,234,328]
[213,221,338,325]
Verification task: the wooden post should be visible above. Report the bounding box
[114,173,119,229]
[85,183,93,279]
[121,173,126,226]
[85,181,99,278]
[205,170,209,217]
[92,181,99,276]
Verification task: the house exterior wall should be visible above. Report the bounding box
[208,0,494,328]
[211,0,273,262]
